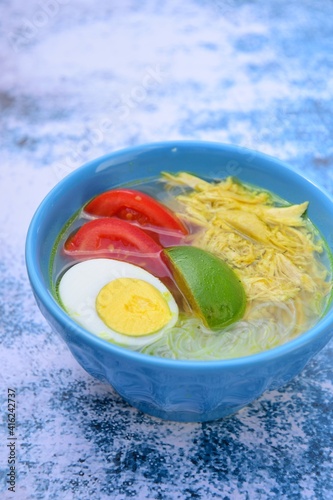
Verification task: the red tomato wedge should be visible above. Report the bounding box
[64,218,162,253]
[64,218,168,278]
[84,189,188,235]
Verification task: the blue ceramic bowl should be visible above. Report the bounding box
[26,141,333,422]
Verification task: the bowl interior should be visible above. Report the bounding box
[27,141,333,362]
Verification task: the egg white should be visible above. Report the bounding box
[58,258,179,347]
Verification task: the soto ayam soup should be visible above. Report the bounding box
[51,172,333,360]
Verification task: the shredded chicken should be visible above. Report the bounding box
[163,172,331,331]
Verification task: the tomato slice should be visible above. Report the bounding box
[64,218,168,277]
[84,189,188,234]
[65,218,162,253]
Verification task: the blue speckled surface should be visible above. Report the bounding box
[1,0,333,498]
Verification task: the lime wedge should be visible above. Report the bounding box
[164,246,246,329]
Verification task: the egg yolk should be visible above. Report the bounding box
[96,278,172,336]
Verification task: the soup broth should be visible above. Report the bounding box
[51,172,333,360]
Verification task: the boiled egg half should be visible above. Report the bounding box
[58,258,179,347]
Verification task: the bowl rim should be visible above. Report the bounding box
[25,140,333,370]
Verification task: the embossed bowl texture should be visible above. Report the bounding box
[25,141,333,422]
